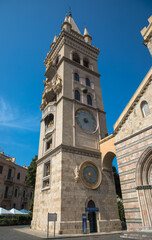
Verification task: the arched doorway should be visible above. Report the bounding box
[136,147,152,230]
[87,200,97,233]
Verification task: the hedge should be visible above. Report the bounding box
[0,214,32,226]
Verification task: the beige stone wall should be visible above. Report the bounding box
[116,81,152,142]
[32,151,62,232]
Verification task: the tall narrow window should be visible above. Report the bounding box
[42,161,50,189]
[83,58,89,68]
[86,78,90,87]
[17,172,20,180]
[45,114,54,129]
[74,73,79,82]
[4,186,9,198]
[75,90,80,101]
[141,101,150,117]
[87,95,92,105]
[46,138,52,151]
[0,166,3,174]
[7,169,12,180]
[72,52,80,64]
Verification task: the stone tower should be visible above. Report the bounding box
[31,13,121,234]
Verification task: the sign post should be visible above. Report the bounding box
[47,213,57,238]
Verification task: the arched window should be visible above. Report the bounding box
[75,90,80,101]
[45,114,54,129]
[17,172,20,180]
[72,52,80,64]
[74,73,79,82]
[83,58,89,68]
[86,78,90,87]
[87,95,92,105]
[14,189,18,197]
[141,101,150,117]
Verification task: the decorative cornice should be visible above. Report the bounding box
[37,144,101,165]
[45,30,100,64]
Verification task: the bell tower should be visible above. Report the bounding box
[32,13,121,234]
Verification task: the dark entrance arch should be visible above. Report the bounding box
[87,200,97,233]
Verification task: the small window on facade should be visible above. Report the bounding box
[87,95,92,105]
[46,138,52,151]
[0,166,3,174]
[4,186,9,198]
[43,179,50,188]
[25,176,27,182]
[72,52,80,64]
[21,204,24,209]
[86,78,90,87]
[83,58,89,68]
[45,114,54,129]
[14,189,18,198]
[23,190,25,198]
[141,101,150,117]
[17,172,20,180]
[74,73,79,82]
[44,162,50,177]
[75,90,80,101]
[7,169,12,180]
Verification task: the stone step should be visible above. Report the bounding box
[120,233,151,240]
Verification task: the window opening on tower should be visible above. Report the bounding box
[72,52,80,64]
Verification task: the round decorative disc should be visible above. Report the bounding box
[75,109,97,133]
[80,161,101,189]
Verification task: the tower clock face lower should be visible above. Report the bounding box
[75,109,97,133]
[80,161,102,189]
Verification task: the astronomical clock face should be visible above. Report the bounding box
[80,161,101,189]
[75,109,97,133]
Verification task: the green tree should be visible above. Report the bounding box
[112,166,122,198]
[26,155,37,188]
[26,155,37,212]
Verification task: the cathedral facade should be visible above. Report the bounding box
[31,14,121,234]
[100,16,152,231]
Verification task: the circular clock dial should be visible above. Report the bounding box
[75,109,97,133]
[80,161,101,189]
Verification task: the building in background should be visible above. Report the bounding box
[32,13,121,234]
[0,152,33,210]
[100,16,152,231]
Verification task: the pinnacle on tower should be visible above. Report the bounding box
[68,14,81,34]
[50,34,57,48]
[83,26,92,44]
[61,14,72,32]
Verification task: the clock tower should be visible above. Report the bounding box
[32,13,121,234]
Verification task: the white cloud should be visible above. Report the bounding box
[0,97,40,131]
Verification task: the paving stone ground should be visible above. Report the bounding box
[0,225,152,240]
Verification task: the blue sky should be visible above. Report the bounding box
[0,0,151,168]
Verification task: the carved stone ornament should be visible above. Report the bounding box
[40,74,62,110]
[74,165,79,182]
[46,58,53,70]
